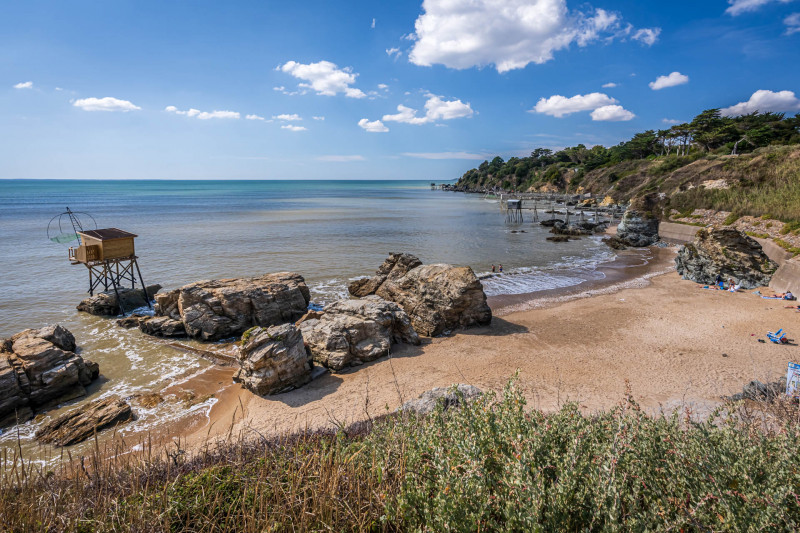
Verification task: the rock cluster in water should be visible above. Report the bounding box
[675,227,778,288]
[77,285,162,316]
[0,325,99,428]
[615,195,661,247]
[35,395,132,446]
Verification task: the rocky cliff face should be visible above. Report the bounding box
[77,285,162,316]
[299,296,420,371]
[348,253,492,337]
[234,323,312,395]
[675,227,778,288]
[616,195,660,247]
[154,272,310,341]
[0,325,99,428]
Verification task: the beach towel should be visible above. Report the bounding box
[762,296,785,300]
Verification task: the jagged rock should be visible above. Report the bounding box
[675,228,778,289]
[540,219,565,227]
[233,324,312,395]
[547,235,572,243]
[77,285,162,316]
[35,396,132,446]
[295,310,324,326]
[348,254,492,337]
[139,316,186,337]
[602,236,628,250]
[398,384,482,415]
[0,326,99,429]
[116,315,147,329]
[299,296,420,371]
[550,222,591,236]
[616,195,660,247]
[155,272,310,341]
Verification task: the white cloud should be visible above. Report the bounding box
[378,83,389,90]
[382,94,475,126]
[402,151,489,160]
[55,87,63,91]
[632,28,661,46]
[313,116,325,121]
[386,47,402,59]
[720,89,800,116]
[590,105,635,121]
[74,97,141,112]
[13,81,33,89]
[371,18,376,29]
[358,118,389,132]
[165,106,240,119]
[317,155,365,162]
[279,60,366,98]
[246,114,266,121]
[662,118,681,125]
[273,113,302,121]
[408,0,651,73]
[786,12,800,34]
[531,92,617,117]
[281,124,307,132]
[649,71,689,90]
[383,104,430,125]
[602,82,618,88]
[726,0,794,16]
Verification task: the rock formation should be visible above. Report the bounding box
[398,384,482,415]
[139,316,186,337]
[0,325,99,428]
[348,253,492,337]
[233,323,312,395]
[299,296,420,371]
[616,195,660,247]
[35,396,132,446]
[77,285,162,316]
[153,272,310,341]
[675,227,778,288]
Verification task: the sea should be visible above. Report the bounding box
[0,179,614,454]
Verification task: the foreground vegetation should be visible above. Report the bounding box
[2,381,800,531]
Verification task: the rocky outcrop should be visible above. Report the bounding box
[348,254,492,337]
[729,378,786,402]
[0,326,99,428]
[675,228,778,289]
[77,285,162,316]
[616,195,660,247]
[139,316,186,338]
[233,324,312,395]
[398,384,482,415]
[35,396,132,446]
[299,296,420,371]
[153,272,310,341]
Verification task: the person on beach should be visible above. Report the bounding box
[499,264,503,273]
[491,264,496,273]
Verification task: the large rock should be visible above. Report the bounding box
[139,316,186,338]
[675,228,778,289]
[616,195,660,247]
[348,254,492,337]
[299,296,420,371]
[154,272,310,341]
[398,384,482,415]
[35,396,132,446]
[77,284,162,316]
[0,326,99,428]
[233,323,312,395]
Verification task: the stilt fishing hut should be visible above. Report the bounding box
[505,199,523,223]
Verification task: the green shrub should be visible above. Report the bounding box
[723,212,740,225]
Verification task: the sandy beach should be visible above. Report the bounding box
[166,246,798,448]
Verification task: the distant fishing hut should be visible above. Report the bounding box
[505,199,523,223]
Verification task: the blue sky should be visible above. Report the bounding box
[2,0,799,179]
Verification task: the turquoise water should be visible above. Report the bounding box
[0,179,612,449]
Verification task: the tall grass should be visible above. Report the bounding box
[2,381,800,531]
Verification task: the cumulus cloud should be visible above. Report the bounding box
[281,124,307,132]
[273,113,302,121]
[632,27,661,46]
[402,151,489,160]
[786,12,800,34]
[279,60,366,98]
[165,106,239,119]
[662,118,681,125]
[378,83,389,90]
[313,116,325,120]
[531,92,617,117]
[74,97,141,112]
[602,82,618,88]
[13,81,33,89]
[720,89,800,116]
[649,72,690,90]
[408,0,655,73]
[386,47,402,59]
[726,0,794,16]
[382,94,474,126]
[246,114,266,121]
[317,155,365,162]
[590,104,635,121]
[358,118,389,132]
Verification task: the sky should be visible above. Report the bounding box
[2,0,800,180]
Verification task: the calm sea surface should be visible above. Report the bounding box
[0,179,613,450]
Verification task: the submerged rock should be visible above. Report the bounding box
[349,253,492,337]
[35,396,132,446]
[77,285,162,316]
[153,272,310,342]
[299,296,420,371]
[0,326,99,428]
[398,384,482,415]
[234,323,312,395]
[116,314,148,329]
[616,195,660,247]
[675,227,778,289]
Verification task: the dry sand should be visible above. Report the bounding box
[176,246,799,446]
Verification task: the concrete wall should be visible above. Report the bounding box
[658,221,700,244]
[753,237,794,266]
[770,258,800,294]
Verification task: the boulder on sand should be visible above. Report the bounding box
[77,285,162,316]
[398,384,482,415]
[675,227,778,289]
[616,195,660,247]
[233,323,312,395]
[35,395,132,446]
[348,253,492,337]
[153,272,310,341]
[0,325,99,428]
[299,296,420,371]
